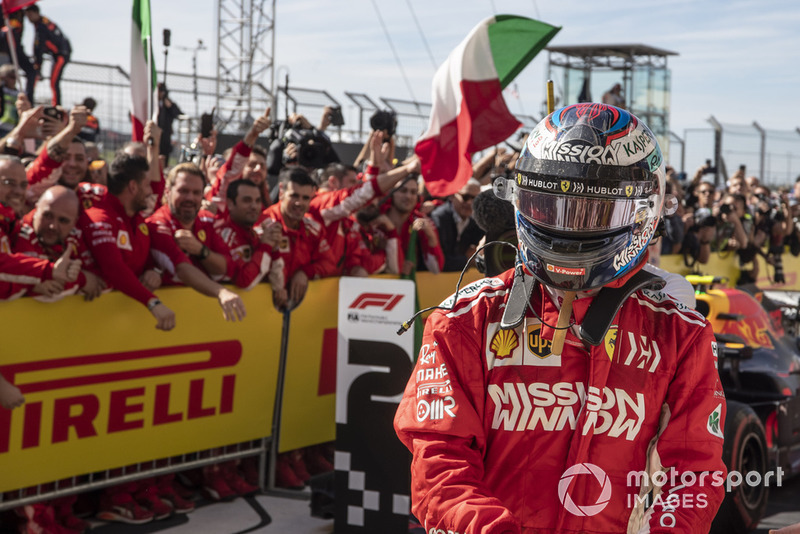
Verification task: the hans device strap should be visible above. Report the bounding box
[579,270,665,346]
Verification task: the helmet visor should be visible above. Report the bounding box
[516,190,649,233]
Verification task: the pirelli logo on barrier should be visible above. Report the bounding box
[0,341,241,455]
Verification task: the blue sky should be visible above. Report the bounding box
[23,0,800,167]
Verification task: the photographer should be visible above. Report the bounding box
[750,188,791,284]
[156,83,182,166]
[679,179,717,265]
[714,193,751,253]
[265,111,340,182]
[354,109,396,171]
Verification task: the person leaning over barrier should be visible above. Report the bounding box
[0,155,82,301]
[147,162,233,283]
[12,185,105,301]
[79,153,246,330]
[214,178,283,291]
[395,103,727,534]
[257,166,336,310]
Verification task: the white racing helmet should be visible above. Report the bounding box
[494,103,666,291]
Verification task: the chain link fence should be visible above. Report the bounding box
[31,59,800,183]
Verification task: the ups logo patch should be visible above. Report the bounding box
[527,324,552,359]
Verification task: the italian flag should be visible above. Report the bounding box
[130,0,157,142]
[415,15,560,197]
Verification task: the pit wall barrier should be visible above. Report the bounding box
[1,252,795,501]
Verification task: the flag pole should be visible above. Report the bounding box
[146,34,153,119]
[2,10,23,94]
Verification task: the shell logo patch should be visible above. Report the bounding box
[117,230,132,251]
[198,229,206,242]
[604,325,618,361]
[490,329,519,360]
[138,223,149,236]
[527,324,552,359]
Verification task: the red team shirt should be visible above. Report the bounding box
[214,215,280,290]
[147,204,233,282]
[80,194,188,306]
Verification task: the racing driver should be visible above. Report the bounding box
[395,103,727,533]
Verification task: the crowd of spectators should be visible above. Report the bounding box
[662,162,799,287]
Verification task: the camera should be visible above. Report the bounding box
[719,203,732,216]
[282,126,339,169]
[369,109,397,137]
[178,144,202,165]
[43,106,64,122]
[328,106,344,127]
[200,109,215,138]
[703,159,717,175]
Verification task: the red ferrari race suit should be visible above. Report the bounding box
[214,214,283,291]
[341,217,399,275]
[0,204,60,300]
[306,166,381,274]
[389,207,444,273]
[12,212,95,300]
[80,194,189,306]
[147,204,233,283]
[205,141,265,214]
[257,203,336,286]
[394,263,727,534]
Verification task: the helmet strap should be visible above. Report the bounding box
[551,291,576,356]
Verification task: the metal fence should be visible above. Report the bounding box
[32,59,800,184]
[675,121,800,188]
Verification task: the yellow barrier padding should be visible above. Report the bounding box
[0,286,281,492]
[660,250,800,291]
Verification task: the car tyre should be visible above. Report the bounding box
[710,400,769,534]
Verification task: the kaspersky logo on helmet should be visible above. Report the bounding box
[558,463,612,516]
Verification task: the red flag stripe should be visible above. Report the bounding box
[416,79,521,198]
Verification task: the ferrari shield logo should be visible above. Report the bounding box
[604,325,618,361]
[198,229,207,242]
[625,185,633,197]
[560,180,570,193]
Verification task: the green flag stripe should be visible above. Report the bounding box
[488,15,561,89]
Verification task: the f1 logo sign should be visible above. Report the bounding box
[349,293,404,311]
